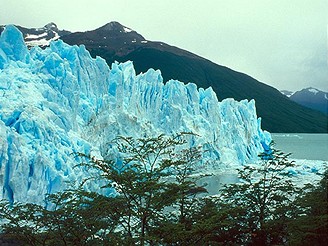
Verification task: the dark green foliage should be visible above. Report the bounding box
[0,189,123,245]
[74,133,207,245]
[288,169,328,245]
[220,146,299,245]
[0,201,47,245]
[0,136,326,245]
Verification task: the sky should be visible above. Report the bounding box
[1,0,327,92]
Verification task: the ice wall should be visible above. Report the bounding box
[0,25,271,204]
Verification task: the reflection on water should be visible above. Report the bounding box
[271,134,328,161]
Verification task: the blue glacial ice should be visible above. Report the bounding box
[0,25,272,204]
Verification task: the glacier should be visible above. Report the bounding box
[0,25,271,205]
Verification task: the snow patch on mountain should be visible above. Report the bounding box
[308,88,319,95]
[25,32,48,40]
[25,33,60,47]
[123,27,132,33]
[0,25,271,205]
[280,90,294,97]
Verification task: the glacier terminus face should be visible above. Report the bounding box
[0,25,271,205]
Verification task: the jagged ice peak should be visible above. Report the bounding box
[0,25,271,205]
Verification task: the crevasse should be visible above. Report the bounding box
[0,25,271,205]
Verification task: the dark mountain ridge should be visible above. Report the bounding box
[62,22,203,61]
[1,22,327,132]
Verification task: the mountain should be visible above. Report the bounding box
[0,22,71,48]
[287,88,328,115]
[59,22,328,133]
[1,22,327,133]
[0,25,271,205]
[60,22,203,60]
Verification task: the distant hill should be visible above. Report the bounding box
[282,88,328,115]
[1,22,327,132]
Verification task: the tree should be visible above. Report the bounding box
[220,146,299,245]
[1,133,209,245]
[0,189,123,245]
[1,138,326,245]
[288,168,328,245]
[76,133,207,245]
[0,201,48,245]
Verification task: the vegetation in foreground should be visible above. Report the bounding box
[0,134,327,245]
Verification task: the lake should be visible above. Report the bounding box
[271,133,328,161]
[196,133,328,195]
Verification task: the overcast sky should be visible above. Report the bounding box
[1,0,327,91]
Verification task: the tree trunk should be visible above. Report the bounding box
[140,213,147,246]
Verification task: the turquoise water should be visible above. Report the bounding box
[271,134,328,161]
